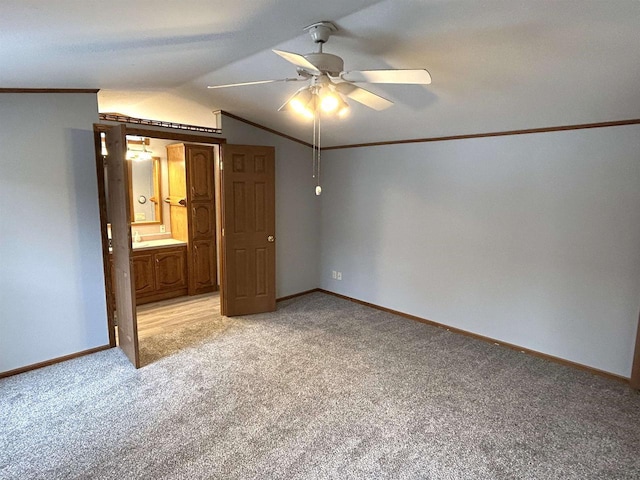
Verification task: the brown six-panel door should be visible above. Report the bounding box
[221,145,276,316]
[104,125,140,367]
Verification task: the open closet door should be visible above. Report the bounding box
[105,125,140,367]
[220,145,276,316]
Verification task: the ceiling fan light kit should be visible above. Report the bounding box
[207,21,431,195]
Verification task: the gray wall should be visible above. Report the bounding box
[320,125,640,377]
[3,95,636,378]
[0,93,108,372]
[221,114,320,298]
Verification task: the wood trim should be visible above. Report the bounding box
[318,289,630,384]
[323,118,640,150]
[221,111,313,148]
[124,127,226,145]
[0,88,99,94]
[93,127,116,348]
[276,288,321,302]
[217,115,639,151]
[216,147,226,316]
[95,124,226,145]
[0,345,111,378]
[99,113,222,135]
[631,311,640,389]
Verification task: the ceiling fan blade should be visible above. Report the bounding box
[341,69,432,85]
[272,49,321,75]
[207,78,302,89]
[335,83,394,111]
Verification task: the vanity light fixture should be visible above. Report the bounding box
[125,137,153,161]
[137,144,153,162]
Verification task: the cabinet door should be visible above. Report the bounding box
[155,249,187,290]
[187,145,214,202]
[191,239,217,294]
[185,143,216,295]
[191,203,216,240]
[132,253,155,295]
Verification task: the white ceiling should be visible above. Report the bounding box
[2,0,639,146]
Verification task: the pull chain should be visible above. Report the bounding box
[315,113,321,195]
[312,109,317,180]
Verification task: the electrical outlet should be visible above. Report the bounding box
[160,225,166,233]
[332,270,337,279]
[337,272,342,280]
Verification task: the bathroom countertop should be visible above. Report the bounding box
[131,238,187,251]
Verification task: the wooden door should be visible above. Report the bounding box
[186,144,217,295]
[105,125,140,367]
[221,145,276,316]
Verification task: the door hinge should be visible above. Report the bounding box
[222,228,225,237]
[219,160,224,171]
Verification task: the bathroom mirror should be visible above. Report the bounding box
[128,156,162,224]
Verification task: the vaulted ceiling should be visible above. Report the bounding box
[2,0,639,146]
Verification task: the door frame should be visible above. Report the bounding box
[93,124,226,348]
[632,311,640,389]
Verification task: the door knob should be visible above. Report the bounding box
[267,235,275,243]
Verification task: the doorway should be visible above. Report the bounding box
[96,125,222,361]
[94,124,277,367]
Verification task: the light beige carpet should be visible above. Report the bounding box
[2,292,639,479]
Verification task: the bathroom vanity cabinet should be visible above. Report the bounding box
[131,244,188,305]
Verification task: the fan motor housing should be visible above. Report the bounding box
[303,53,344,76]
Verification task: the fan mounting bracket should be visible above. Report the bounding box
[304,21,338,44]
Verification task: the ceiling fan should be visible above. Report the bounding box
[207,21,432,117]
[208,21,431,196]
